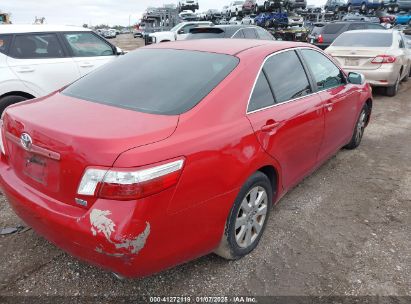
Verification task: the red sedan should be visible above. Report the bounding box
[0,39,372,278]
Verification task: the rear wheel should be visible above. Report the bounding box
[347,4,352,12]
[0,95,29,115]
[345,104,369,150]
[214,172,272,260]
[360,2,366,12]
[386,74,400,97]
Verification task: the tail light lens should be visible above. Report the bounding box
[77,159,184,200]
[371,55,396,64]
[317,34,323,43]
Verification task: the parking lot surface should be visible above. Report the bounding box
[0,37,410,296]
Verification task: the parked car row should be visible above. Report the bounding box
[324,0,411,13]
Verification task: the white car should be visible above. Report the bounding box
[148,21,212,44]
[229,17,242,25]
[0,25,123,113]
[228,1,245,17]
[179,0,199,11]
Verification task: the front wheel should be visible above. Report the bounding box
[360,2,366,12]
[344,104,369,150]
[347,4,352,12]
[214,172,272,260]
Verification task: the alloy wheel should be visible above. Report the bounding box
[355,109,367,145]
[234,186,268,248]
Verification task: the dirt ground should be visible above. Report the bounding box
[0,35,410,299]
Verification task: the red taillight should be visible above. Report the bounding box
[371,55,396,64]
[317,34,323,44]
[77,158,185,201]
[99,169,182,200]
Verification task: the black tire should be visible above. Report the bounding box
[335,5,339,12]
[255,5,259,14]
[402,68,409,82]
[347,4,352,12]
[264,2,269,11]
[360,3,366,12]
[0,95,29,115]
[214,171,273,260]
[386,74,400,97]
[393,6,399,13]
[344,104,369,150]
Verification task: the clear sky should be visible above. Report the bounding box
[1,0,325,26]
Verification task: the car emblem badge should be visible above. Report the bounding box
[20,133,33,151]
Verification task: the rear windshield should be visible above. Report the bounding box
[323,24,345,34]
[63,49,239,115]
[332,32,393,47]
[187,28,226,39]
[311,25,325,35]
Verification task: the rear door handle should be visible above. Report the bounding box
[261,120,280,132]
[16,66,35,73]
[79,62,94,68]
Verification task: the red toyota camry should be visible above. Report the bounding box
[0,39,372,278]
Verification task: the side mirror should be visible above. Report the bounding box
[177,29,185,34]
[115,47,125,55]
[348,72,365,85]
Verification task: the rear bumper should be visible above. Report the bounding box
[343,66,399,87]
[0,157,234,278]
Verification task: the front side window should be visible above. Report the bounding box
[301,49,344,90]
[63,49,239,115]
[263,50,312,103]
[232,30,245,38]
[248,72,275,112]
[0,35,11,55]
[10,33,64,59]
[63,32,114,57]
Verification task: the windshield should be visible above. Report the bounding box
[63,49,239,115]
[332,32,393,47]
[170,24,182,32]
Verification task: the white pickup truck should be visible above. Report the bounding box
[148,21,213,44]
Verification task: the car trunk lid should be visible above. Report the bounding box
[3,93,179,208]
[327,47,393,70]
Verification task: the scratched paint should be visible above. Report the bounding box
[89,209,116,240]
[89,209,150,256]
[115,222,150,254]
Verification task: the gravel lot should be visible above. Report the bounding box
[0,35,410,299]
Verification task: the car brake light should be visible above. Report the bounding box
[77,159,184,200]
[317,34,323,43]
[371,55,396,64]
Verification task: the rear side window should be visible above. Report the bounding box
[332,32,393,47]
[243,28,257,39]
[63,32,114,57]
[63,49,239,115]
[255,28,274,40]
[263,51,312,103]
[0,35,11,55]
[301,49,344,90]
[10,34,64,59]
[323,24,345,34]
[248,72,275,112]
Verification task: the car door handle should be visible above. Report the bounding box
[79,62,94,68]
[16,66,35,73]
[261,120,280,132]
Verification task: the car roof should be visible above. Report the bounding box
[0,24,92,34]
[145,39,307,56]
